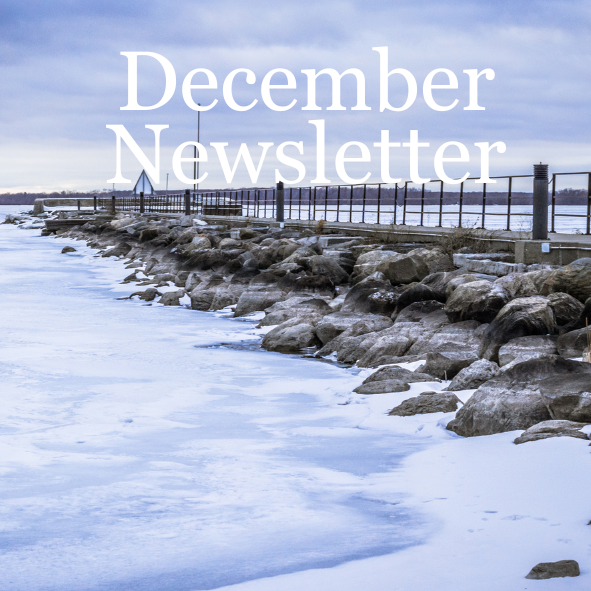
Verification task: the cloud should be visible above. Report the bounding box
[0,0,590,191]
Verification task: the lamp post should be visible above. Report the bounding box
[193,104,201,193]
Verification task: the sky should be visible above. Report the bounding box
[1,0,590,192]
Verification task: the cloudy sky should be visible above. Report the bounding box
[1,0,590,192]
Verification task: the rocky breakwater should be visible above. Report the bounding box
[29,210,591,443]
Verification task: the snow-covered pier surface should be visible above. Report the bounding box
[0,209,590,591]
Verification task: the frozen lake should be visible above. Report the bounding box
[0,210,434,590]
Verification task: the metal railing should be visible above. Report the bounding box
[95,169,591,235]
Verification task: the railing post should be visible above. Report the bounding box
[77,200,81,211]
[139,191,145,214]
[276,181,284,223]
[111,195,116,215]
[184,188,191,216]
[532,163,549,240]
[93,195,97,212]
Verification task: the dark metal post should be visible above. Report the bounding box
[184,189,191,216]
[276,181,284,222]
[77,200,81,211]
[93,195,97,212]
[550,175,556,233]
[506,177,512,231]
[139,191,145,214]
[111,195,116,214]
[532,164,549,240]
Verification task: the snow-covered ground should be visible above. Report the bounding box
[0,206,590,591]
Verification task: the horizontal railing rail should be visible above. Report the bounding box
[89,168,591,235]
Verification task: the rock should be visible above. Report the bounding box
[61,246,76,253]
[541,258,591,302]
[102,243,132,258]
[260,298,333,327]
[315,312,371,344]
[210,285,243,310]
[291,275,335,297]
[407,320,481,357]
[261,317,322,352]
[559,296,591,333]
[354,379,411,394]
[307,255,349,285]
[538,373,591,422]
[139,228,159,242]
[351,250,402,284]
[493,273,538,299]
[219,237,242,250]
[556,327,588,359]
[419,271,461,301]
[394,300,444,323]
[239,228,257,239]
[445,273,496,299]
[514,420,589,444]
[547,292,584,326]
[479,297,557,362]
[356,332,413,367]
[130,288,161,301]
[333,333,381,364]
[394,284,445,316]
[360,366,439,385]
[377,248,453,285]
[445,359,500,391]
[446,356,591,437]
[445,280,509,323]
[159,290,184,306]
[497,335,558,367]
[341,276,398,316]
[525,560,580,580]
[388,393,461,416]
[419,344,479,380]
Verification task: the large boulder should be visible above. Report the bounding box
[315,312,371,345]
[307,255,349,285]
[547,292,584,327]
[290,275,336,297]
[559,296,591,333]
[445,280,509,324]
[556,327,588,359]
[493,273,538,299]
[388,393,461,416]
[393,284,445,316]
[341,275,399,316]
[351,250,402,284]
[260,297,333,327]
[394,300,444,323]
[353,379,411,394]
[445,359,500,391]
[446,356,591,437]
[406,320,481,357]
[514,420,589,444]
[419,271,461,301]
[332,333,383,364]
[377,248,453,285]
[261,317,322,353]
[159,290,184,306]
[538,373,591,422]
[479,297,557,362]
[497,335,558,367]
[541,258,591,302]
[357,365,438,388]
[445,273,496,299]
[418,344,479,380]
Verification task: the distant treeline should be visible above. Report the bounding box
[0,190,177,205]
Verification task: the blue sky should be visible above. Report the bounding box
[0,0,590,192]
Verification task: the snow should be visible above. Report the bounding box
[0,206,590,590]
